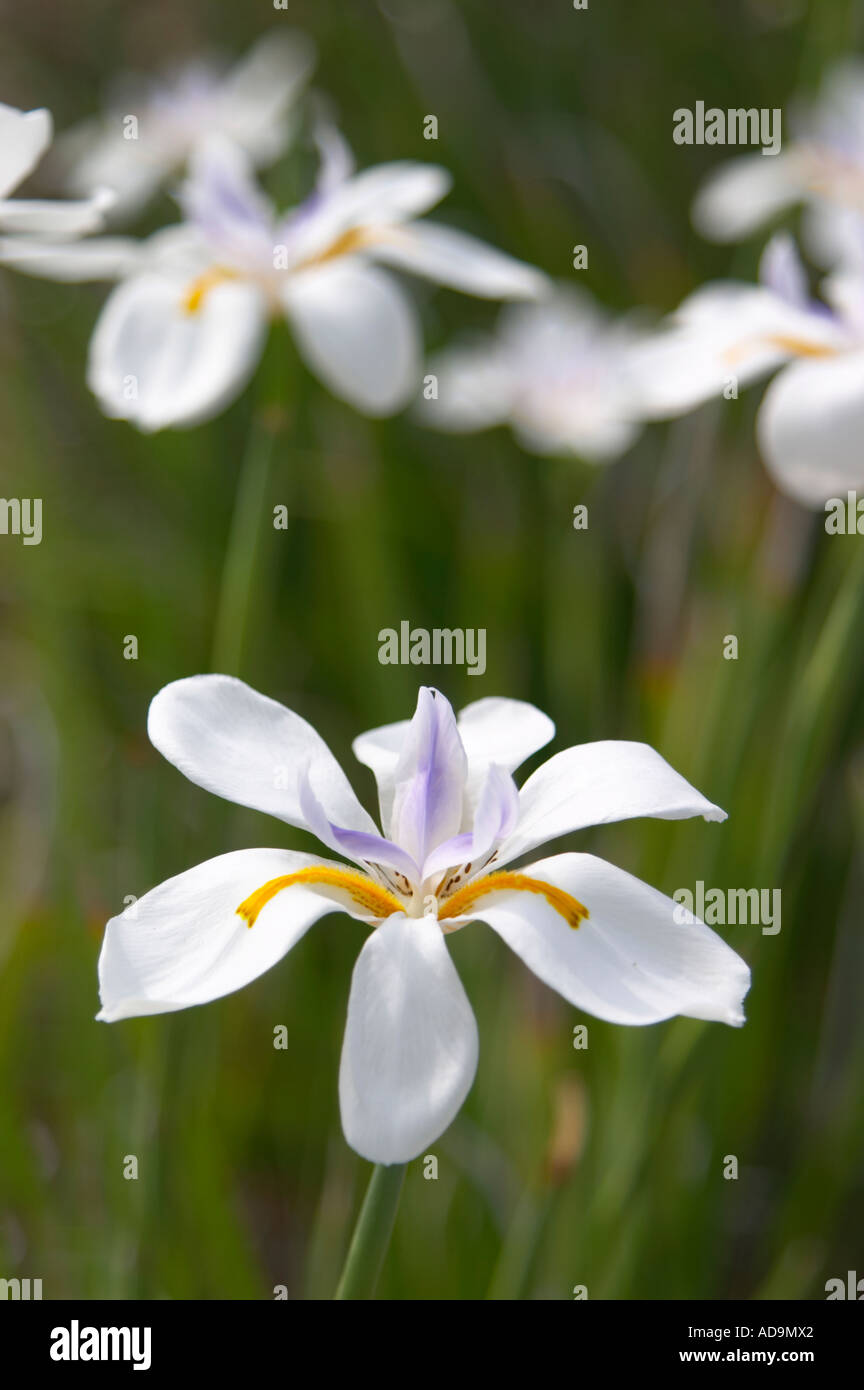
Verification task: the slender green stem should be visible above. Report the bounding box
[210,410,281,676]
[334,1163,406,1300]
[757,540,864,877]
[210,323,292,677]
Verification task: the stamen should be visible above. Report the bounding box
[237,866,404,928]
[439,872,589,929]
[181,266,239,315]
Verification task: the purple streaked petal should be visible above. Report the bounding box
[324,827,419,881]
[298,765,419,880]
[390,688,467,870]
[421,763,518,880]
[421,833,476,882]
[471,762,520,845]
[274,123,353,253]
[758,232,809,308]
[179,137,274,256]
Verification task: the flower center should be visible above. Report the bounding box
[180,224,407,317]
[236,865,589,932]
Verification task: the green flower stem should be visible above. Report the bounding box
[210,327,291,677]
[210,412,280,676]
[757,539,864,878]
[334,1163,406,1300]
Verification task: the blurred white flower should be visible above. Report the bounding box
[0,101,112,256]
[692,60,864,267]
[419,289,648,462]
[77,134,547,430]
[98,678,749,1164]
[633,234,864,507]
[56,30,315,221]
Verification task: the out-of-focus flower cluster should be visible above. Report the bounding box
[5,35,864,506]
[645,61,864,509]
[0,31,547,431]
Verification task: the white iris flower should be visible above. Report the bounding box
[57,30,315,221]
[692,59,864,268]
[98,678,750,1165]
[0,101,112,257]
[419,289,649,462]
[633,233,864,507]
[13,126,546,431]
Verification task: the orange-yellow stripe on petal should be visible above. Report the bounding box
[293,224,407,273]
[181,266,239,315]
[236,866,404,927]
[724,334,838,365]
[439,871,589,929]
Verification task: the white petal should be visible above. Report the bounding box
[339,915,479,1163]
[312,161,450,238]
[691,152,802,242]
[311,118,356,195]
[0,187,113,237]
[757,351,864,507]
[59,121,169,220]
[97,848,343,1021]
[497,740,726,866]
[147,674,378,838]
[632,284,842,419]
[801,201,864,271]
[418,342,514,432]
[0,235,140,281]
[218,29,316,163]
[457,696,554,810]
[352,717,412,836]
[280,162,451,269]
[371,220,548,299]
[477,852,750,1026]
[0,104,51,200]
[180,137,277,261]
[457,696,555,775]
[283,261,420,415]
[87,271,266,431]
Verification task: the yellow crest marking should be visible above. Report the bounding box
[181,266,239,315]
[723,334,837,365]
[237,866,404,928]
[293,224,406,273]
[439,872,589,929]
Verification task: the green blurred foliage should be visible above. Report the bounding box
[0,0,862,1300]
